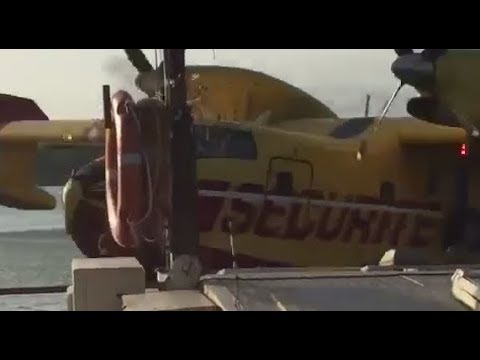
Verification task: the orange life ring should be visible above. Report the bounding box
[105,91,146,249]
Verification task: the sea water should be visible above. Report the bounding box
[0,187,81,310]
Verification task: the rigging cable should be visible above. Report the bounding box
[126,101,165,244]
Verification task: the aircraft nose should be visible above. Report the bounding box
[391,53,436,91]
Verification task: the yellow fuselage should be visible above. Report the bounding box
[194,117,473,268]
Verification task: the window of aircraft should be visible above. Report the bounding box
[329,117,375,139]
[269,172,294,196]
[193,125,258,160]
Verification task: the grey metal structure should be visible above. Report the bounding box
[201,266,476,311]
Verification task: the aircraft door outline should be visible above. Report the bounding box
[265,156,314,217]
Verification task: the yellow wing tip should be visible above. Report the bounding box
[399,124,468,145]
[0,187,56,210]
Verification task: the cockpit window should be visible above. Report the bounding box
[329,117,375,139]
[193,125,257,160]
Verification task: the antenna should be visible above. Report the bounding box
[364,94,371,117]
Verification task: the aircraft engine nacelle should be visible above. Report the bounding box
[391,49,480,136]
[435,50,480,131]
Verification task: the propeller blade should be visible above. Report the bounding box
[395,49,414,57]
[421,49,448,62]
[407,96,460,127]
[124,49,154,74]
[391,53,435,92]
[135,65,165,97]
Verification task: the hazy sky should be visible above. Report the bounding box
[0,49,418,119]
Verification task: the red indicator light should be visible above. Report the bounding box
[460,143,469,157]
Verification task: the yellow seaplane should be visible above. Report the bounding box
[2,49,480,270]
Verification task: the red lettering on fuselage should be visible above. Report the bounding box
[316,193,352,242]
[254,200,287,238]
[197,180,230,232]
[221,184,263,234]
[390,213,408,247]
[284,203,315,240]
[342,208,379,244]
[197,181,443,248]
[410,215,438,248]
[372,212,392,244]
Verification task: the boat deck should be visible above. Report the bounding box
[201,266,473,311]
[3,265,480,311]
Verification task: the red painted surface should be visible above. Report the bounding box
[284,204,315,240]
[410,215,438,248]
[254,200,287,238]
[198,180,229,232]
[390,214,408,247]
[342,209,379,244]
[372,212,392,244]
[316,194,352,242]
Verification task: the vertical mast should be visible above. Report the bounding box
[163,49,200,260]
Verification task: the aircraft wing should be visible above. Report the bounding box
[398,123,468,146]
[0,119,104,210]
[0,119,104,144]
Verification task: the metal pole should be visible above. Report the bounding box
[163,49,200,259]
[103,85,112,129]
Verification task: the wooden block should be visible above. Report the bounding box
[203,284,241,311]
[72,257,145,311]
[122,290,217,311]
[452,282,480,311]
[455,277,480,300]
[451,269,480,310]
